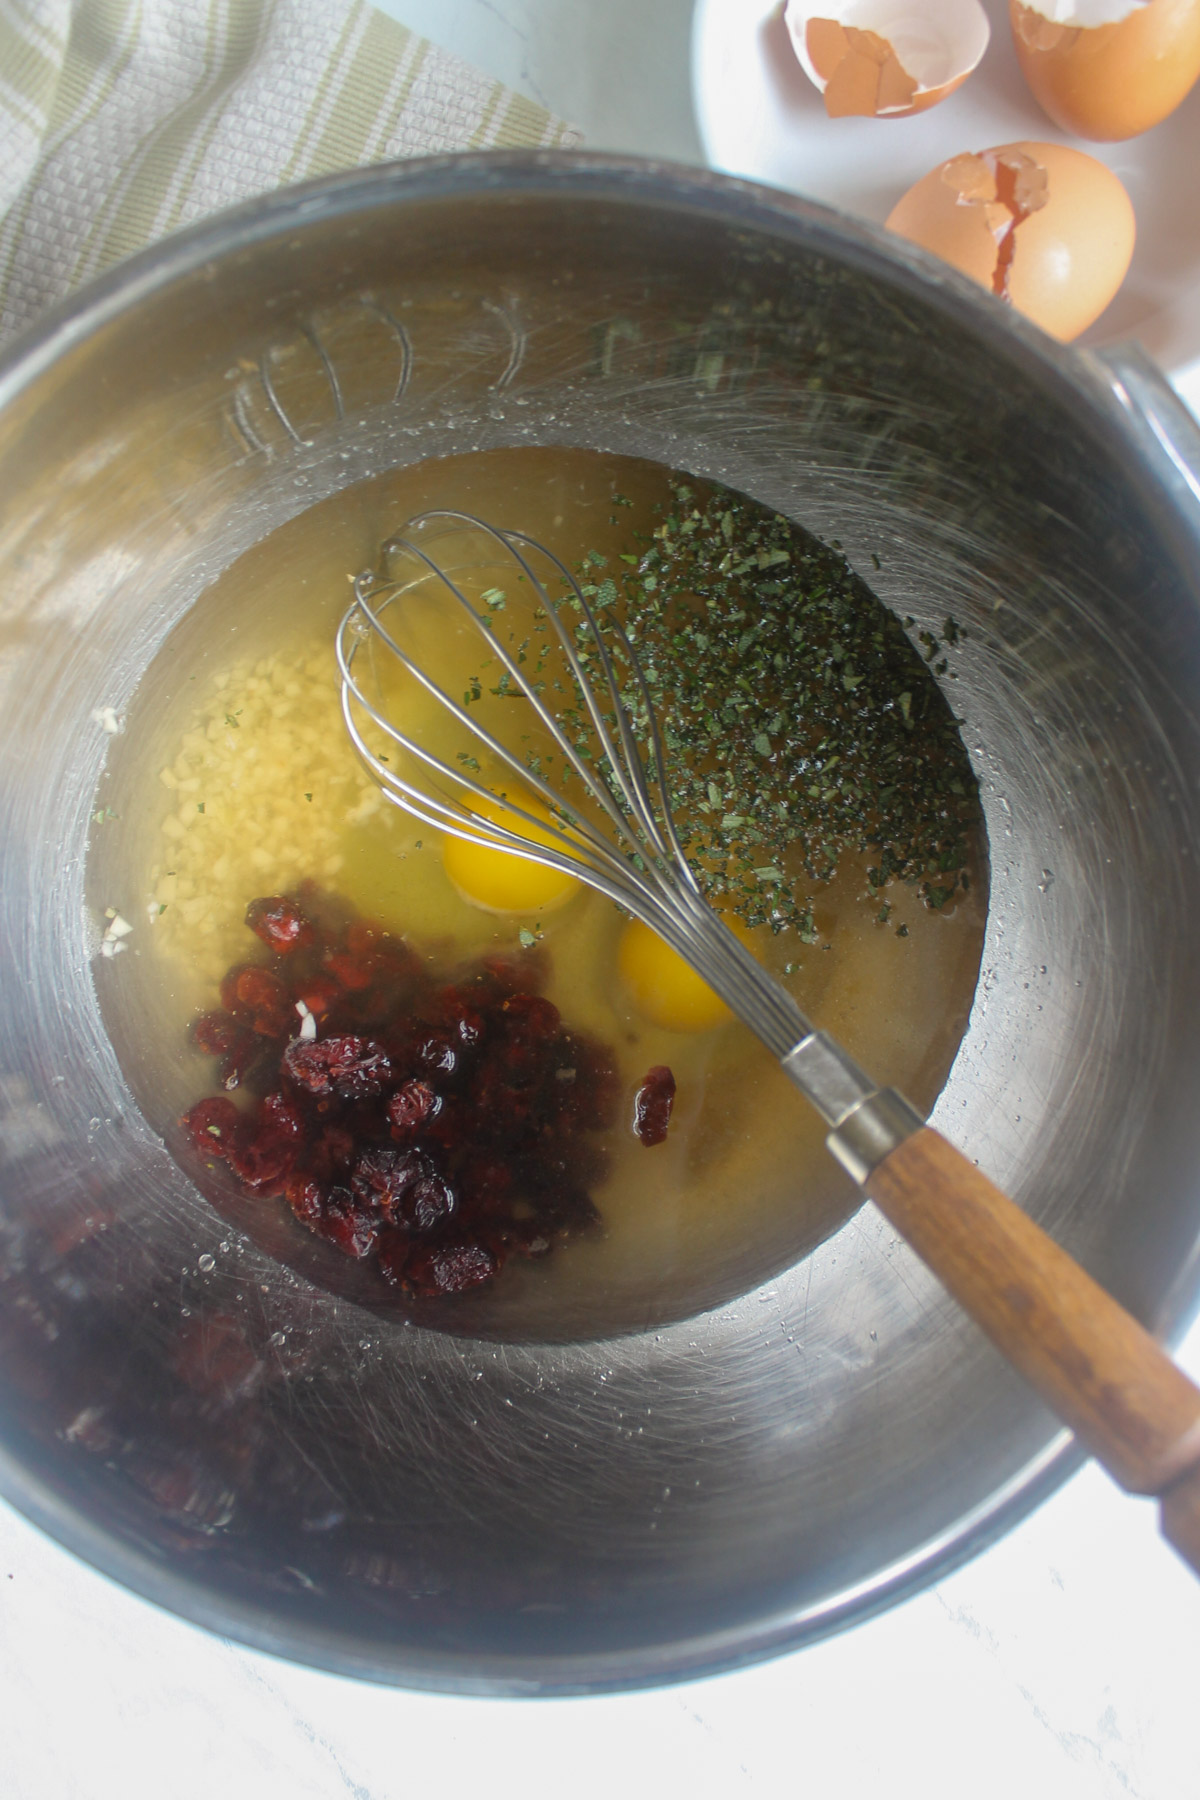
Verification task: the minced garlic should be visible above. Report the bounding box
[147,644,381,985]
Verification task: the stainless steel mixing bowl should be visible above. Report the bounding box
[2,152,1200,1694]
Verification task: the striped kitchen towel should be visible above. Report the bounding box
[0,0,578,343]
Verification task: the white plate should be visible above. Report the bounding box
[691,0,1200,396]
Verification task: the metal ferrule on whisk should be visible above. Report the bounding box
[336,510,923,1185]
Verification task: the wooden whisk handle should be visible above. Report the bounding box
[864,1127,1200,1575]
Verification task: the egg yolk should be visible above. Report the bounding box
[442,793,581,914]
[618,914,755,1033]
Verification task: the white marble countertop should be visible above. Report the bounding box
[6,3,1200,1795]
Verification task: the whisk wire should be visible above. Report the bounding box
[339,515,717,942]
[345,571,647,904]
[494,525,694,881]
[337,610,671,933]
[339,569,587,841]
[336,509,871,1071]
[381,514,678,871]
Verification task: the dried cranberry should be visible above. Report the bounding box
[501,993,560,1040]
[191,1011,261,1084]
[316,1187,381,1259]
[349,1146,457,1235]
[245,894,315,955]
[221,965,293,1037]
[401,1238,498,1296]
[412,1031,459,1080]
[437,987,485,1048]
[258,1091,305,1142]
[218,1032,274,1093]
[387,1079,440,1136]
[308,1123,356,1181]
[633,1065,676,1147]
[241,972,287,1029]
[482,949,546,997]
[219,964,246,1015]
[226,1133,295,1193]
[184,886,626,1301]
[405,1172,458,1236]
[460,1159,514,1213]
[496,1035,547,1089]
[283,1034,392,1101]
[471,1066,538,1145]
[192,1010,243,1057]
[182,1096,241,1156]
[322,948,379,992]
[356,927,423,992]
[419,1093,464,1151]
[285,1172,326,1227]
[349,1145,428,1217]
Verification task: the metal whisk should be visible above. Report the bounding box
[335,508,1200,1574]
[335,508,916,1184]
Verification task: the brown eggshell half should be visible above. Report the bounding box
[899,69,976,114]
[886,141,1136,342]
[1010,0,1200,140]
[787,0,989,118]
[885,161,1003,291]
[1004,144,1136,338]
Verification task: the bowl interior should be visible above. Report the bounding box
[2,157,1200,1691]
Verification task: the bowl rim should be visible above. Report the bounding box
[0,1420,1083,1696]
[1,146,1196,1695]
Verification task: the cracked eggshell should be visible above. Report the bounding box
[1010,0,1200,139]
[885,141,1136,341]
[784,0,990,117]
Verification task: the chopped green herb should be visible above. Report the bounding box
[563,482,979,931]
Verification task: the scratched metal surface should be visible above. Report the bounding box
[1,154,1200,1693]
